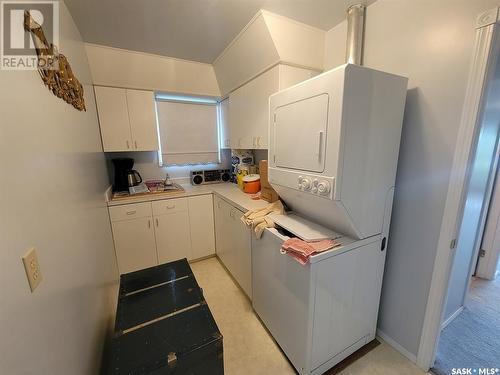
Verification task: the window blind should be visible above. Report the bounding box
[156,100,219,165]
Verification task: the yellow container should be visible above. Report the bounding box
[237,172,244,189]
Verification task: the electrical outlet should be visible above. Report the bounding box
[22,247,42,292]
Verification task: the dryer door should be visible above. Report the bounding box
[273,93,329,173]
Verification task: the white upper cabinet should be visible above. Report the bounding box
[219,98,231,149]
[229,66,279,149]
[228,64,315,150]
[94,86,158,152]
[126,89,159,151]
[94,86,132,151]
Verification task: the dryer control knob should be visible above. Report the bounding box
[301,178,312,190]
[317,181,331,195]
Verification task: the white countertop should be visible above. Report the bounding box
[107,183,270,213]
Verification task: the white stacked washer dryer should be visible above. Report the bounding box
[251,63,408,375]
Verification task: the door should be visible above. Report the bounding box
[111,217,157,274]
[188,195,216,259]
[94,86,132,151]
[155,211,192,264]
[126,89,159,151]
[219,98,231,149]
[274,93,329,173]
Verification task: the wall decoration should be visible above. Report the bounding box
[23,11,86,111]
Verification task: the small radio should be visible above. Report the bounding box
[191,169,231,185]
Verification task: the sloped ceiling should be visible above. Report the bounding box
[64,0,375,63]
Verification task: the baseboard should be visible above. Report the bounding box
[441,306,464,330]
[376,329,417,363]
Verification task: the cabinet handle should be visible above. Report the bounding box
[126,140,130,149]
[126,210,136,215]
[134,140,138,149]
[148,219,151,228]
[155,218,159,227]
[166,205,175,209]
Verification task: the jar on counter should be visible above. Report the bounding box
[242,174,261,194]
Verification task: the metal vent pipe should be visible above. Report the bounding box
[345,4,365,65]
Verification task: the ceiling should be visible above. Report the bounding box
[65,0,373,64]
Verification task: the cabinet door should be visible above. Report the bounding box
[188,195,215,260]
[111,216,157,274]
[94,86,132,152]
[228,86,250,149]
[126,89,159,151]
[155,211,192,264]
[230,207,252,298]
[214,197,232,270]
[229,66,279,149]
[214,196,226,261]
[219,98,231,149]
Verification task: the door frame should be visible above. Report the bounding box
[416,8,500,371]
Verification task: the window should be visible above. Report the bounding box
[155,93,220,166]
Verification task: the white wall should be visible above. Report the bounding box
[85,43,220,96]
[213,10,324,96]
[105,150,232,184]
[0,3,118,374]
[324,0,500,359]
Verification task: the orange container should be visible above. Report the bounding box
[242,174,261,194]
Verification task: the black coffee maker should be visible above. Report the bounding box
[112,158,142,192]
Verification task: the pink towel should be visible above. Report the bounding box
[281,238,340,265]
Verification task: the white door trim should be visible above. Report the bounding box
[416,8,500,371]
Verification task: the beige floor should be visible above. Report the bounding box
[191,257,428,375]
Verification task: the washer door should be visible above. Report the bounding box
[274,93,329,173]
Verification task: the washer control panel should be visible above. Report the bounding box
[298,176,331,196]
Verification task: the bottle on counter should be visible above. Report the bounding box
[237,165,249,190]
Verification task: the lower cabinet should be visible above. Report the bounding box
[188,195,216,259]
[109,202,158,274]
[214,196,252,298]
[154,210,192,264]
[109,194,215,274]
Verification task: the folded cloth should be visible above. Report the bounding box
[280,238,340,265]
[241,200,285,239]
